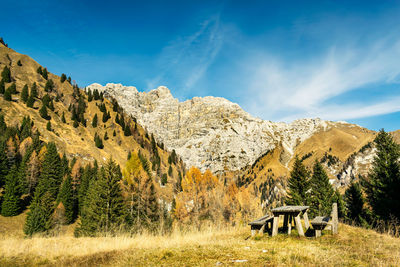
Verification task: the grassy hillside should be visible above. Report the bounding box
[0,42,185,200]
[0,214,399,266]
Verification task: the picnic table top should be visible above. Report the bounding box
[271,205,309,213]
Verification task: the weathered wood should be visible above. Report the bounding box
[283,214,289,229]
[288,215,292,235]
[251,229,256,237]
[303,211,310,230]
[311,216,330,226]
[259,224,265,235]
[248,215,274,226]
[294,214,304,236]
[272,215,279,236]
[315,229,321,238]
[331,203,338,234]
[271,205,309,213]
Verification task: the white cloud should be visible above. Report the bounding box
[147,15,224,96]
[245,36,400,122]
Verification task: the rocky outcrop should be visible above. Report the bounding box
[87,83,337,172]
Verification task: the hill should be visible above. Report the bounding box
[0,42,185,202]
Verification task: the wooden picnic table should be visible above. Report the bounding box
[271,205,310,236]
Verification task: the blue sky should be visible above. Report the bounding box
[2,0,400,131]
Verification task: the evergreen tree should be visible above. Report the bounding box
[46,121,52,131]
[39,104,50,120]
[286,156,310,206]
[61,112,66,123]
[124,125,131,136]
[161,173,168,185]
[57,175,76,224]
[36,66,43,75]
[92,114,98,128]
[30,83,38,98]
[44,79,54,92]
[309,161,334,217]
[21,84,29,103]
[42,68,48,80]
[39,143,63,199]
[0,80,5,94]
[1,166,22,216]
[0,142,9,188]
[17,60,22,66]
[75,158,127,236]
[3,87,11,101]
[363,129,400,221]
[73,119,79,128]
[113,130,116,137]
[345,182,368,226]
[168,165,173,177]
[94,133,103,149]
[26,95,34,108]
[24,191,54,236]
[8,83,16,94]
[1,66,11,83]
[104,131,108,140]
[87,89,93,102]
[60,73,67,83]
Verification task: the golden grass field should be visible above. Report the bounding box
[1,214,400,266]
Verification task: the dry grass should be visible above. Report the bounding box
[0,218,399,266]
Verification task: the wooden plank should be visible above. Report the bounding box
[272,215,279,236]
[315,229,321,238]
[283,214,289,230]
[272,205,309,213]
[311,216,330,226]
[288,215,292,235]
[331,203,338,234]
[294,214,304,236]
[303,211,310,230]
[259,224,265,235]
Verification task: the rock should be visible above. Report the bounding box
[87,83,338,172]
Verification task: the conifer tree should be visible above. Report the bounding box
[57,175,76,224]
[168,165,173,177]
[104,131,108,140]
[73,119,79,128]
[1,166,22,216]
[75,158,127,236]
[0,142,9,188]
[87,89,93,102]
[46,121,52,131]
[113,130,116,137]
[92,114,98,128]
[3,87,11,101]
[24,191,54,236]
[39,104,50,120]
[39,143,63,198]
[345,182,368,226]
[44,79,54,92]
[1,66,11,83]
[30,83,38,98]
[363,129,400,221]
[286,156,310,206]
[60,73,67,83]
[26,94,34,108]
[36,66,42,75]
[21,84,29,103]
[124,125,131,136]
[0,80,5,94]
[17,60,22,66]
[42,68,48,80]
[309,161,334,217]
[61,112,66,123]
[8,83,16,94]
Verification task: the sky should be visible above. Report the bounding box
[2,0,400,131]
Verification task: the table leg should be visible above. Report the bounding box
[303,211,310,230]
[283,214,288,230]
[288,215,292,235]
[259,224,265,235]
[294,214,304,236]
[272,215,279,236]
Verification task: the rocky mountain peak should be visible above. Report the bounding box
[87,83,340,172]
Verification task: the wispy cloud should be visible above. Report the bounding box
[147,15,224,96]
[244,35,400,122]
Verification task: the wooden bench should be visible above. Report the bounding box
[310,203,339,238]
[248,215,273,236]
[311,216,330,237]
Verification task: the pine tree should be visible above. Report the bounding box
[44,79,54,92]
[73,119,79,128]
[30,83,38,98]
[286,156,310,206]
[168,165,173,177]
[60,73,67,83]
[39,143,63,198]
[46,121,52,131]
[113,130,116,137]
[1,166,22,216]
[8,83,16,94]
[21,84,29,102]
[0,142,9,188]
[363,129,400,221]
[75,158,127,236]
[94,133,103,149]
[17,60,22,66]
[0,80,5,94]
[124,125,131,136]
[1,66,11,83]
[42,68,48,80]
[24,191,54,236]
[57,175,76,224]
[87,89,93,102]
[309,161,334,217]
[92,114,98,128]
[26,95,34,108]
[39,104,50,120]
[104,131,108,140]
[36,66,43,75]
[3,87,11,101]
[345,182,368,226]
[61,112,66,123]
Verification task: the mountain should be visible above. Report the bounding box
[0,42,185,202]
[87,83,378,182]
